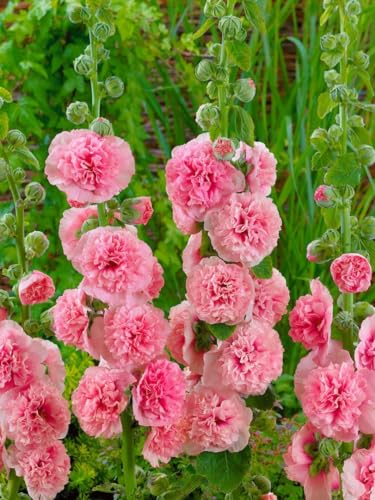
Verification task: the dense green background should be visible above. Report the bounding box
[0,1,374,498]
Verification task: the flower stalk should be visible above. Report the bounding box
[120,406,137,499]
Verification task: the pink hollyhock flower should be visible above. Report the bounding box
[52,288,90,350]
[166,134,245,226]
[0,320,45,394]
[71,226,160,306]
[103,304,170,370]
[289,279,333,362]
[204,192,282,266]
[1,381,70,447]
[59,205,98,259]
[355,315,375,370]
[330,253,372,293]
[0,308,7,321]
[203,320,283,396]
[18,271,55,305]
[213,137,235,161]
[185,385,252,455]
[284,422,340,500]
[252,268,290,326]
[9,441,70,500]
[261,494,277,500]
[314,185,335,208]
[186,257,254,325]
[34,339,66,393]
[237,141,277,196]
[45,129,135,204]
[133,359,186,427]
[130,197,153,225]
[144,262,164,303]
[342,448,375,499]
[142,418,188,467]
[72,366,134,438]
[182,231,203,274]
[171,204,199,235]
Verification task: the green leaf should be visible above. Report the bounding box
[317,92,338,119]
[193,18,216,40]
[352,101,375,113]
[361,240,375,269]
[226,41,251,71]
[229,105,254,145]
[324,153,362,187]
[311,150,335,171]
[13,147,40,170]
[196,447,252,493]
[0,87,12,103]
[242,0,266,33]
[320,50,342,69]
[252,255,273,279]
[0,112,9,140]
[321,207,340,229]
[320,5,334,26]
[245,386,276,410]
[207,323,236,340]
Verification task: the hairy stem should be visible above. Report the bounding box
[120,407,136,500]
[7,469,22,500]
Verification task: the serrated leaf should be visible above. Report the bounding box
[13,146,40,170]
[0,112,9,140]
[226,41,251,71]
[196,447,252,493]
[317,92,338,119]
[242,0,265,33]
[311,150,335,171]
[252,255,273,278]
[321,50,342,69]
[229,105,254,145]
[207,323,236,340]
[321,207,341,229]
[324,153,362,187]
[245,386,276,410]
[0,87,12,103]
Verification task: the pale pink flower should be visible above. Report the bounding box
[166,134,245,226]
[186,257,254,325]
[185,385,252,455]
[51,288,90,350]
[355,315,375,370]
[130,197,153,225]
[103,304,170,370]
[182,231,202,274]
[330,253,372,293]
[342,448,375,500]
[289,279,333,362]
[204,192,282,266]
[1,381,70,447]
[203,320,283,396]
[71,226,159,306]
[171,204,199,235]
[284,422,340,500]
[35,339,66,393]
[0,320,45,394]
[9,441,70,500]
[19,271,55,305]
[143,262,164,303]
[133,359,186,427]
[0,308,7,321]
[59,205,98,259]
[45,129,135,203]
[237,141,277,196]
[72,366,134,438]
[143,418,188,467]
[252,268,290,326]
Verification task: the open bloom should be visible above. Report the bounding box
[342,447,375,499]
[19,271,55,305]
[45,129,135,204]
[59,205,98,259]
[166,135,244,231]
[284,422,340,500]
[236,141,277,196]
[71,226,162,306]
[330,253,372,293]
[355,315,375,370]
[204,192,282,266]
[289,279,333,362]
[72,366,134,438]
[252,268,290,326]
[186,257,254,325]
[182,231,203,274]
[142,418,188,467]
[35,339,66,393]
[9,441,70,500]
[185,385,252,455]
[133,359,186,427]
[203,320,283,396]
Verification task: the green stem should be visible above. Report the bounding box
[120,407,136,500]
[7,469,22,500]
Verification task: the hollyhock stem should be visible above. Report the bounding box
[120,407,136,499]
[7,469,22,500]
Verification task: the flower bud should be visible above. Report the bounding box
[215,66,228,82]
[66,101,90,125]
[73,54,94,76]
[67,4,84,24]
[92,22,112,42]
[24,182,46,205]
[97,45,110,61]
[0,289,10,308]
[204,0,226,18]
[195,59,217,82]
[195,103,220,131]
[13,168,25,183]
[336,32,350,48]
[6,129,26,148]
[80,217,99,235]
[233,78,256,102]
[213,137,235,161]
[353,302,375,323]
[106,198,119,210]
[3,264,22,281]
[334,311,359,336]
[309,456,329,478]
[345,0,361,16]
[358,145,375,166]
[310,128,329,152]
[25,231,50,258]
[206,81,218,99]
[359,216,375,240]
[0,158,8,182]
[252,475,272,494]
[330,84,350,102]
[306,238,336,263]
[349,114,364,128]
[218,15,242,40]
[328,124,343,141]
[105,76,124,98]
[24,319,40,336]
[80,6,91,23]
[353,51,369,70]
[324,69,340,87]
[121,197,153,225]
[320,33,337,51]
[0,222,11,242]
[208,43,221,59]
[40,308,54,330]
[314,185,336,208]
[319,438,340,457]
[235,27,248,42]
[321,228,340,244]
[89,117,113,136]
[147,473,169,496]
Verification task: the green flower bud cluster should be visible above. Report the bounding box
[25,231,50,259]
[24,182,46,206]
[89,117,113,136]
[66,101,90,125]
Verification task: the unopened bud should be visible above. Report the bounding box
[147,473,169,496]
[204,0,226,18]
[92,22,112,42]
[120,197,153,225]
[306,238,336,263]
[328,124,343,141]
[353,51,369,69]
[24,182,46,205]
[67,4,84,24]
[105,76,124,98]
[3,264,22,281]
[319,438,340,457]
[334,311,359,336]
[359,216,375,240]
[358,145,375,166]
[40,308,54,330]
[218,15,242,40]
[252,475,272,494]
[233,78,256,102]
[196,103,220,131]
[314,185,336,208]
[195,59,217,82]
[320,33,337,51]
[80,217,99,234]
[73,54,94,76]
[349,114,364,128]
[13,168,25,183]
[66,101,90,125]
[0,222,11,242]
[2,213,16,230]
[353,302,375,323]
[25,231,49,258]
[310,128,329,152]
[336,32,350,48]
[6,129,26,148]
[206,81,218,99]
[324,69,340,87]
[213,137,235,161]
[0,158,7,182]
[345,0,361,16]
[330,84,350,102]
[89,117,113,136]
[24,319,40,336]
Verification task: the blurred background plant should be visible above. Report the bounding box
[0,0,373,497]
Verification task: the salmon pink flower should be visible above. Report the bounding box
[59,205,98,259]
[143,418,188,467]
[330,253,372,293]
[355,315,375,370]
[252,268,290,326]
[342,447,375,499]
[18,271,55,305]
[182,231,203,274]
[237,141,277,196]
